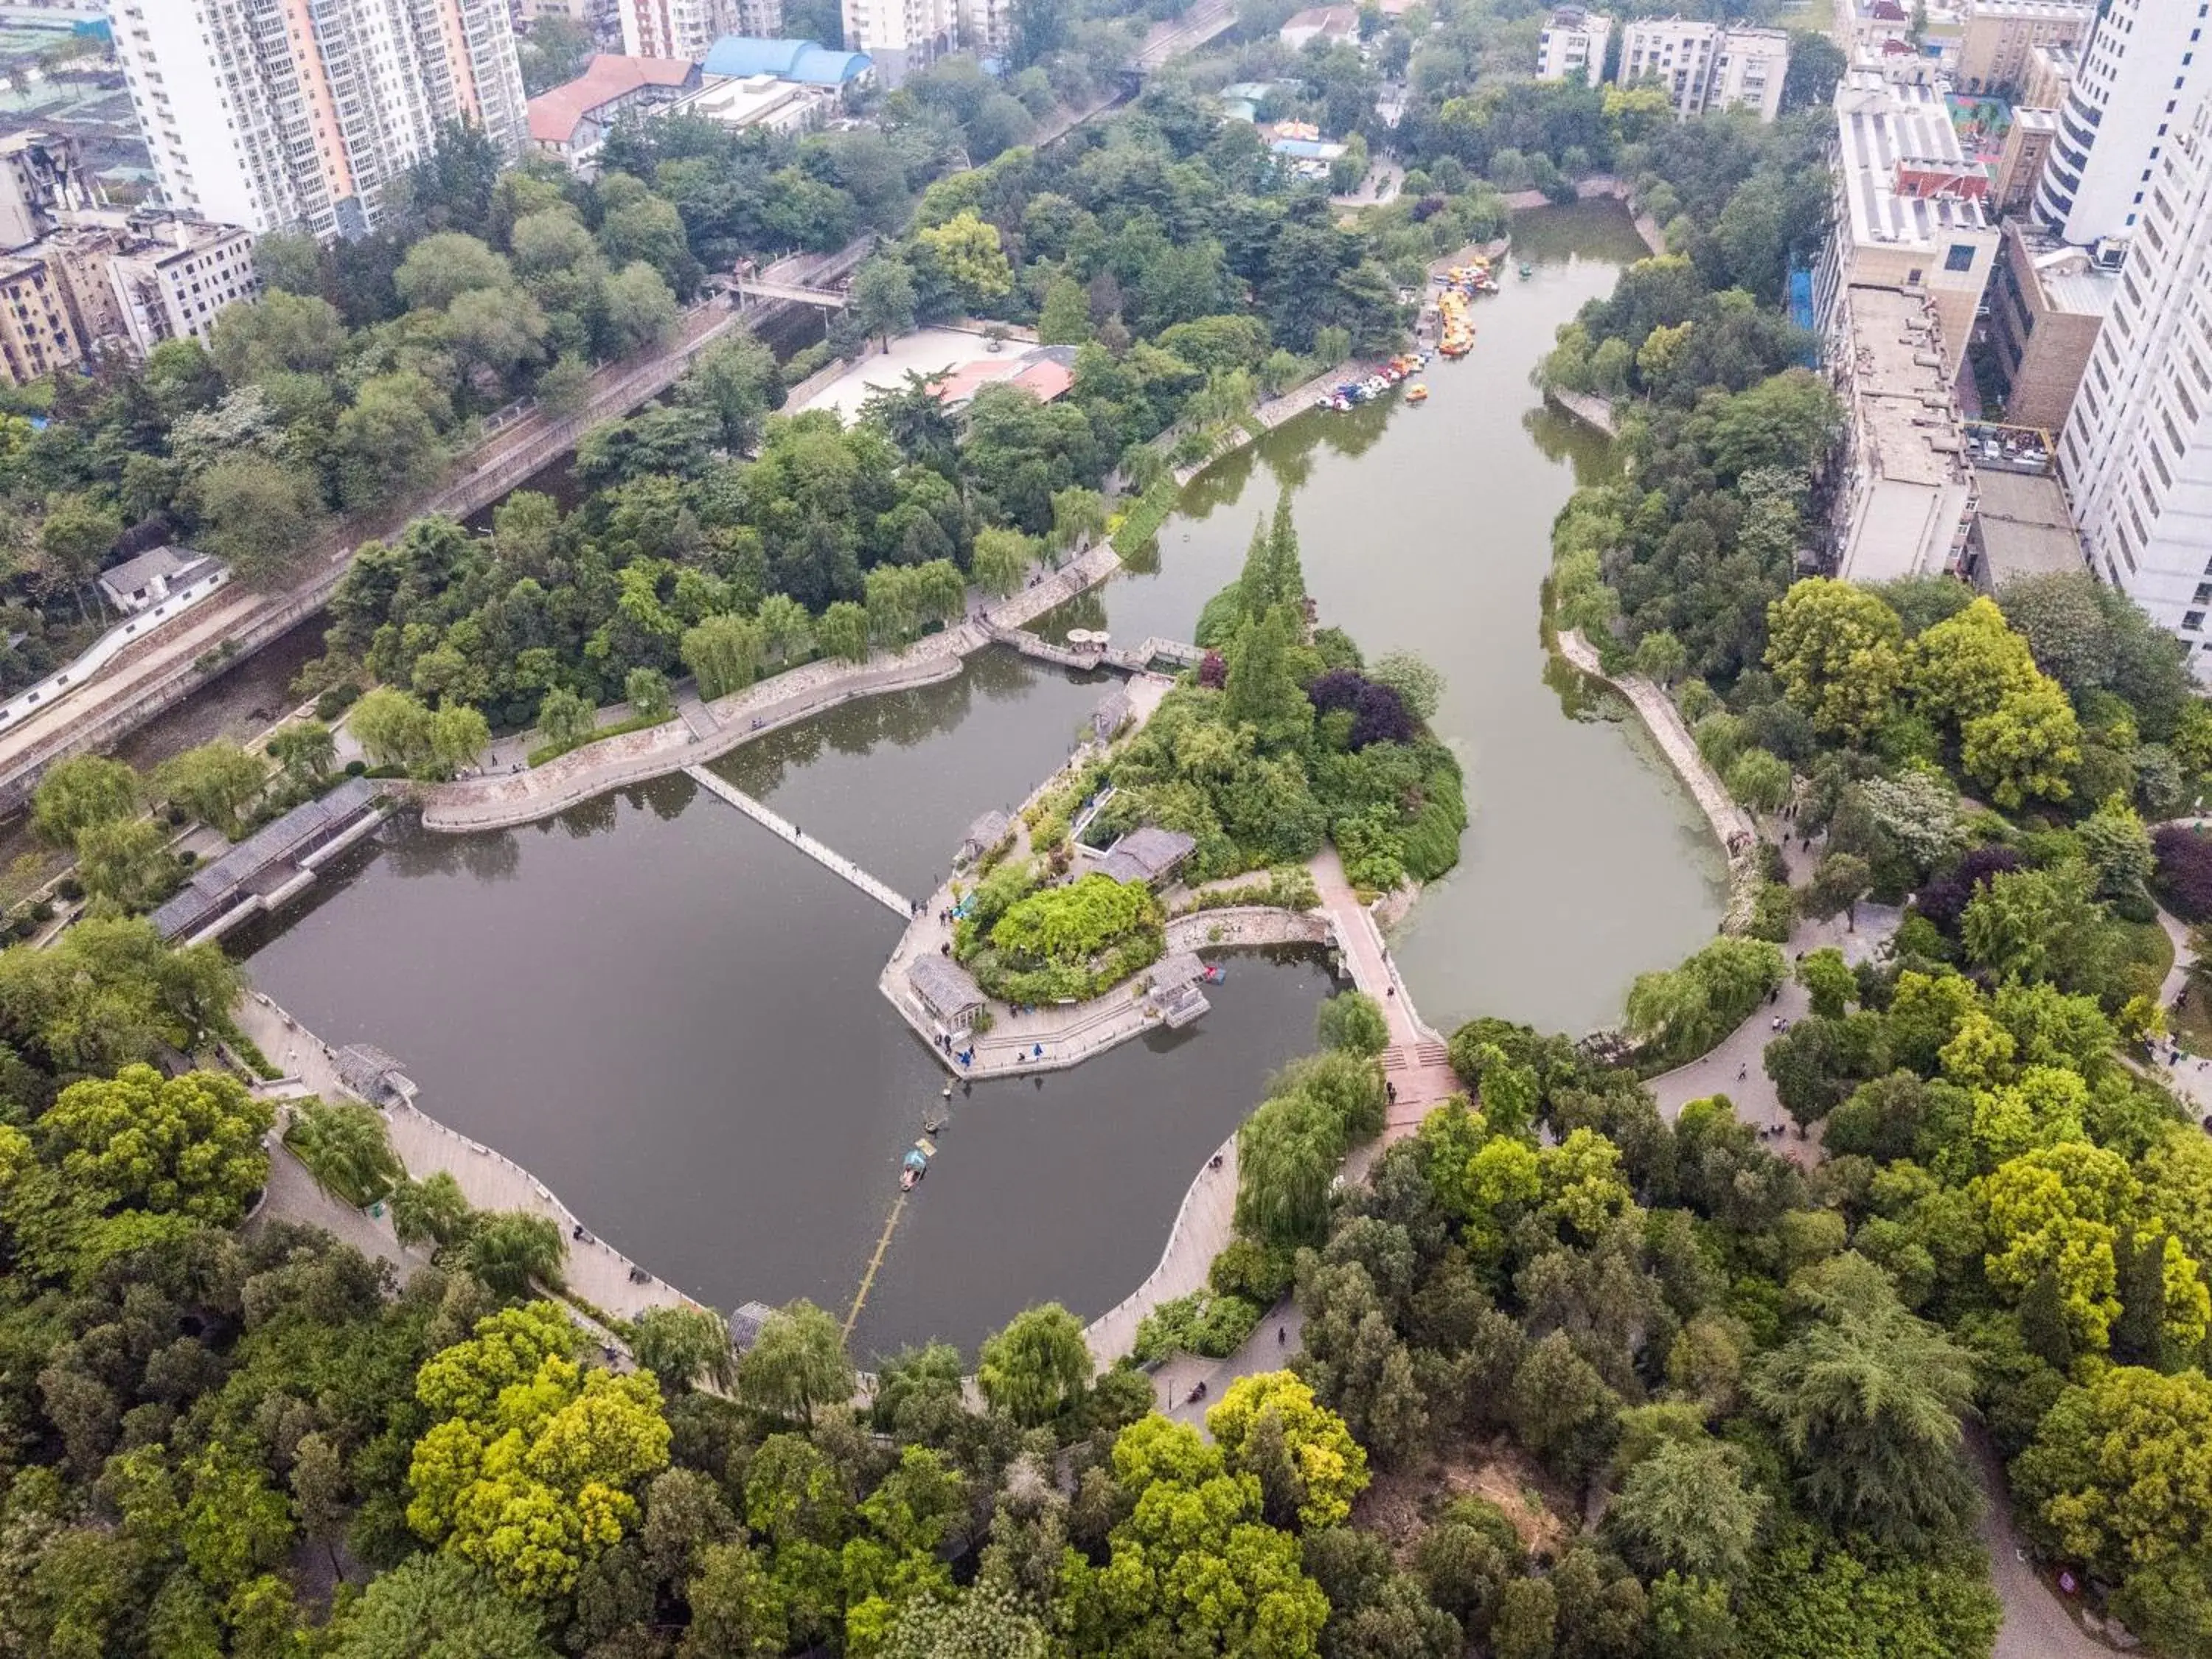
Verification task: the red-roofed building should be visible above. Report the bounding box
[527,55,701,172]
[1009,358,1075,402]
[925,347,1078,410]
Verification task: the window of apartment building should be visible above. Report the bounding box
[2188,612,2205,633]
[1944,244,1978,272]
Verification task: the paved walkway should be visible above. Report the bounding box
[1971,1427,2113,1659]
[1310,848,1458,1134]
[1153,1300,1306,1426]
[1085,1129,1239,1365]
[251,1138,429,1280]
[1645,820,1901,1154]
[1557,632,1757,913]
[234,992,706,1328]
[1545,386,1618,437]
[684,766,914,917]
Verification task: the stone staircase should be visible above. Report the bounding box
[1380,1040,1459,1140]
[1382,1039,1450,1074]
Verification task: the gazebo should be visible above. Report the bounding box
[957,809,1012,866]
[1144,951,1207,991]
[1143,952,1213,1029]
[728,1301,777,1352]
[1091,687,1132,742]
[908,954,987,1029]
[332,1043,416,1105]
[1096,825,1197,886]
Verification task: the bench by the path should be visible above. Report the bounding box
[684,765,914,919]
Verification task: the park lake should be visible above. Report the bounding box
[236,201,1727,1356]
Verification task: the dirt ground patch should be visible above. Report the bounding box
[1354,1434,1575,1561]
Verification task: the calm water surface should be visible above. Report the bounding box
[239,655,1335,1356]
[241,202,1720,1350]
[1045,201,1725,1033]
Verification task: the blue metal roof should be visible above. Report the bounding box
[701,36,872,84]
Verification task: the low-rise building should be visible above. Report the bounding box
[1818,71,1997,382]
[1536,7,1611,88]
[1963,465,2084,591]
[96,546,218,615]
[699,35,875,88]
[1993,106,2056,213]
[0,131,97,250]
[658,72,838,136]
[92,215,259,354]
[1982,220,2115,431]
[1279,5,1359,50]
[1955,0,2091,96]
[907,954,986,1031]
[1094,826,1196,887]
[526,54,702,169]
[1829,285,1975,583]
[956,810,1012,866]
[150,779,389,944]
[0,251,83,386]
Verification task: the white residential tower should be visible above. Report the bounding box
[2035,0,2212,250]
[2062,92,2212,675]
[111,0,529,240]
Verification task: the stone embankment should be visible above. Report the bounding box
[234,992,706,1329]
[1556,628,1761,928]
[1543,385,1618,437]
[420,541,1125,834]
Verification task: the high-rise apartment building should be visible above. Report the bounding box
[1536,7,1611,88]
[618,0,762,58]
[1709,28,1789,121]
[2036,0,2211,250]
[1617,16,1789,121]
[1619,18,1719,116]
[841,0,953,83]
[111,0,528,240]
[2062,93,2212,676]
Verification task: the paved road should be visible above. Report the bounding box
[1153,1300,1306,1427]
[250,1137,429,1280]
[1970,1428,2110,1659]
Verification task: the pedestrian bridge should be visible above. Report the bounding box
[734,276,849,310]
[684,766,914,918]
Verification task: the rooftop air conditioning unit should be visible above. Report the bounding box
[2091,237,2128,270]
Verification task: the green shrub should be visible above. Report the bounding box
[1208,1237,1295,1305]
[1747,880,1796,942]
[1400,760,1467,883]
[526,709,675,768]
[1111,477,1178,557]
[966,872,1167,1003]
[1133,1290,1265,1362]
